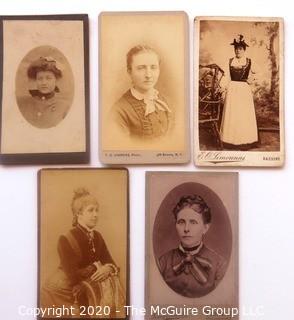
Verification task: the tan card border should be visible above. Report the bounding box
[145,171,239,320]
[37,167,130,320]
[0,14,90,165]
[99,11,190,165]
[194,16,284,167]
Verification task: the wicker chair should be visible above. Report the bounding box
[199,64,225,149]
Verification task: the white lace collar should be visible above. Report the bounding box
[130,87,171,116]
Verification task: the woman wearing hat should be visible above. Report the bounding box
[110,45,173,139]
[17,56,70,129]
[41,188,125,316]
[220,35,258,149]
[158,195,227,298]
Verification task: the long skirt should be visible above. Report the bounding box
[220,81,258,145]
[41,268,126,318]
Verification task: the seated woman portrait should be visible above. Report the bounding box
[41,188,125,317]
[111,45,173,139]
[17,56,71,129]
[158,195,227,298]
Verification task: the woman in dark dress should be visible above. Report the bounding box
[158,195,227,298]
[220,35,258,149]
[41,188,125,316]
[17,56,70,129]
[111,45,173,139]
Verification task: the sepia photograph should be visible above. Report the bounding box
[195,17,284,167]
[99,12,189,164]
[146,172,238,319]
[0,15,89,164]
[38,168,129,319]
[15,46,74,129]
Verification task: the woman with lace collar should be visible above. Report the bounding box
[220,35,258,150]
[110,45,173,139]
[158,195,227,298]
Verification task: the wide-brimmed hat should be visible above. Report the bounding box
[230,34,249,49]
[27,56,62,79]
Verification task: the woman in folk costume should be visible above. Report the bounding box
[220,35,258,149]
[111,45,173,139]
[41,188,125,317]
[158,195,227,298]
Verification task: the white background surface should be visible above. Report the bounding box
[0,0,293,319]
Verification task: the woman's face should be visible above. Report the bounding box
[78,203,99,229]
[234,46,245,59]
[128,51,160,94]
[176,207,210,248]
[36,71,57,94]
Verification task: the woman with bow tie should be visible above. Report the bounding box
[111,45,173,139]
[158,195,227,298]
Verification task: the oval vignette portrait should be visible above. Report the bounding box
[15,45,74,129]
[153,182,232,298]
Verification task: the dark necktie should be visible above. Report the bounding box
[172,253,212,285]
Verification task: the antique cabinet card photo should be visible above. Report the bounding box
[194,17,284,167]
[99,12,190,164]
[0,15,89,164]
[146,172,238,319]
[38,168,129,319]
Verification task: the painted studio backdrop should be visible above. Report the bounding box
[198,19,281,151]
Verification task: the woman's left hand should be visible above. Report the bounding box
[90,264,112,282]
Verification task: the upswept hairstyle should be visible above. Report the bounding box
[126,45,160,71]
[173,194,211,224]
[71,188,98,226]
